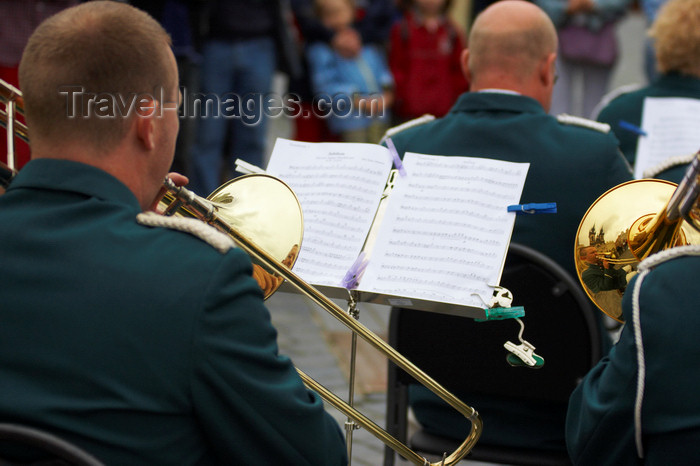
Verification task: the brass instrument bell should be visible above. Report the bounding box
[575,155,700,322]
[157,174,303,299]
[1,77,483,465]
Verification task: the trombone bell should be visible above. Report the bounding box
[156,175,483,465]
[156,174,303,299]
[3,77,483,465]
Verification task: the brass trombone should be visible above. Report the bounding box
[594,252,637,266]
[575,152,700,322]
[1,78,482,466]
[0,79,27,174]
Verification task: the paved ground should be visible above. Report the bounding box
[266,292,392,466]
[262,11,648,466]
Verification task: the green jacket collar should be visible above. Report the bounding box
[652,73,700,93]
[449,91,547,116]
[8,158,142,212]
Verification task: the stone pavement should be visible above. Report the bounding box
[266,291,392,466]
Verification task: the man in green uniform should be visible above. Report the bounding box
[0,3,347,465]
[386,0,632,454]
[580,245,629,293]
[567,245,700,464]
[595,0,700,180]
[388,1,631,282]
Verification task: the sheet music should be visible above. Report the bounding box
[358,153,529,308]
[266,138,393,287]
[635,97,700,179]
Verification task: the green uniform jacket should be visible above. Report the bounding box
[581,262,627,293]
[389,91,633,280]
[567,245,700,465]
[0,159,347,466]
[389,91,632,451]
[597,73,700,175]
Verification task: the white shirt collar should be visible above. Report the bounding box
[477,89,521,96]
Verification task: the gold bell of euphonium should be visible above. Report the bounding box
[574,151,700,322]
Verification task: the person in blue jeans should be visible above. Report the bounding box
[188,0,300,196]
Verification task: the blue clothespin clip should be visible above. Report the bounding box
[618,120,648,137]
[507,202,557,215]
[341,252,369,290]
[385,137,407,177]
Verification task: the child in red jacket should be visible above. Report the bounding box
[389,0,469,122]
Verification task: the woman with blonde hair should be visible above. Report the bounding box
[594,0,700,177]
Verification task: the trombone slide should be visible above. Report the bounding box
[1,74,484,465]
[161,179,483,466]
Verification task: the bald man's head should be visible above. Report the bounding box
[467,1,557,83]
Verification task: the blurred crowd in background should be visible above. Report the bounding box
[0,0,678,195]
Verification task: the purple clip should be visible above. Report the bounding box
[385,137,407,177]
[341,252,369,290]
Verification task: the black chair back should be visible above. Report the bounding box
[0,423,104,466]
[391,242,601,402]
[384,243,604,465]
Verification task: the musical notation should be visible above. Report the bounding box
[407,174,522,190]
[394,215,506,235]
[404,183,516,200]
[376,274,489,289]
[266,140,528,308]
[266,139,393,287]
[378,264,491,283]
[411,157,527,176]
[384,251,489,268]
[386,239,499,256]
[635,97,700,179]
[359,152,528,307]
[398,202,501,220]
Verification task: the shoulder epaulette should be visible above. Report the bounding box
[557,113,611,133]
[643,153,696,178]
[591,83,644,118]
[136,212,235,254]
[379,114,435,144]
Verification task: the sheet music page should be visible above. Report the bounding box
[358,153,529,308]
[635,97,700,179]
[266,138,393,287]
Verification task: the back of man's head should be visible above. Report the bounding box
[467,1,557,101]
[19,1,173,153]
[649,0,700,76]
